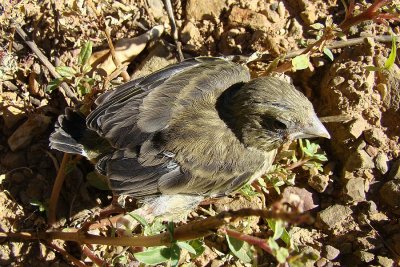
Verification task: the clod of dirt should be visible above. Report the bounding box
[2,106,26,129]
[7,114,51,151]
[131,42,177,79]
[228,6,269,30]
[344,178,366,203]
[363,128,387,148]
[281,186,318,212]
[355,250,375,263]
[374,152,389,175]
[322,245,340,261]
[388,159,400,180]
[186,0,228,21]
[343,150,375,173]
[180,22,204,51]
[377,256,394,267]
[147,0,165,20]
[308,174,330,193]
[316,204,353,232]
[379,180,400,208]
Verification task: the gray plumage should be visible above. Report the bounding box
[50,57,329,216]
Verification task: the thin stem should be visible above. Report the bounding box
[48,153,71,225]
[223,228,273,255]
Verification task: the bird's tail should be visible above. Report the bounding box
[49,108,94,157]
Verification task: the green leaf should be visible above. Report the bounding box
[384,36,397,70]
[267,219,284,240]
[226,234,253,263]
[128,213,149,227]
[239,184,258,200]
[309,23,324,30]
[55,66,76,78]
[177,242,197,254]
[144,218,166,236]
[188,240,206,257]
[30,200,47,212]
[280,228,291,246]
[78,41,93,66]
[169,244,181,267]
[46,78,63,92]
[134,246,171,265]
[292,55,310,70]
[276,247,290,263]
[323,47,334,61]
[86,172,110,190]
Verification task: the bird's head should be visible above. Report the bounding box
[226,76,330,151]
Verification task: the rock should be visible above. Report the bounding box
[147,0,164,20]
[281,186,318,212]
[375,152,389,175]
[317,204,352,230]
[181,21,203,49]
[364,128,386,148]
[379,180,400,207]
[228,7,269,30]
[322,245,340,260]
[299,246,320,266]
[308,174,329,192]
[7,114,51,151]
[315,258,327,267]
[132,42,177,79]
[186,0,228,21]
[355,250,374,263]
[2,106,26,129]
[349,118,369,138]
[343,150,374,172]
[388,159,400,180]
[344,178,366,202]
[290,227,324,247]
[300,10,317,25]
[376,256,394,267]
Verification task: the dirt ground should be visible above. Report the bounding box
[1,0,400,266]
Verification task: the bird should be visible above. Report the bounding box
[49,57,330,218]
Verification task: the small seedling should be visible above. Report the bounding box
[46,41,99,96]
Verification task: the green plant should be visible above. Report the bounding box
[46,41,98,96]
[366,35,398,71]
[128,214,205,266]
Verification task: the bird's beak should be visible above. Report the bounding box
[290,113,331,139]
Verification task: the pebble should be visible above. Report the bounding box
[317,204,352,230]
[7,114,51,151]
[186,0,227,21]
[375,152,389,175]
[355,250,374,263]
[308,174,329,193]
[364,128,386,147]
[376,256,394,267]
[348,118,369,138]
[344,177,366,202]
[323,245,340,260]
[228,6,269,30]
[343,150,375,172]
[379,179,400,207]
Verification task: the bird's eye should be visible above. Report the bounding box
[272,119,287,130]
[261,116,288,130]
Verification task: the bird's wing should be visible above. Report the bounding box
[86,57,222,148]
[110,59,262,197]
